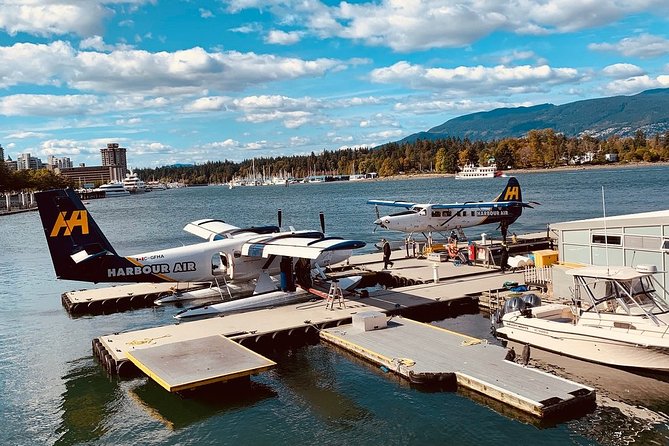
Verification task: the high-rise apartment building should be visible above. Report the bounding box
[100,143,128,181]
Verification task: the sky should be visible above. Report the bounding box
[1,1,669,169]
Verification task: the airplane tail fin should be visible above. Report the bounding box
[36,188,119,282]
[493,177,522,203]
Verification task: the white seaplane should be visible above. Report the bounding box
[35,189,366,310]
[368,177,537,243]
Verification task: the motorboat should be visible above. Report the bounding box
[94,181,130,197]
[495,265,669,371]
[455,163,502,179]
[122,172,146,193]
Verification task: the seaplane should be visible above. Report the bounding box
[35,188,366,309]
[368,177,537,243]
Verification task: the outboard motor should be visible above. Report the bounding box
[521,293,542,308]
[503,296,526,315]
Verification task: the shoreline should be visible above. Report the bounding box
[377,161,669,181]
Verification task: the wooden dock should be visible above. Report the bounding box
[320,316,595,419]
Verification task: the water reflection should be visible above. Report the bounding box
[128,378,276,430]
[269,345,372,427]
[55,358,117,445]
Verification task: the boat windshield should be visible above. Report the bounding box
[583,275,669,316]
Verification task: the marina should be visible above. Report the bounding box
[3,168,669,445]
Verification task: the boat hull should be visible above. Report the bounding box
[498,311,669,371]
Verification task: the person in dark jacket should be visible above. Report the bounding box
[382,238,394,269]
[500,243,509,273]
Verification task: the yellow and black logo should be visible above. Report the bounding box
[503,186,519,201]
[50,210,90,237]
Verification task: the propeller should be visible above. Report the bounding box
[373,205,381,233]
[319,211,325,234]
[278,208,282,229]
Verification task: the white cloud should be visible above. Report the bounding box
[367,129,403,139]
[589,34,669,59]
[393,98,535,114]
[80,36,134,52]
[0,41,345,95]
[370,62,581,94]
[0,94,100,116]
[199,8,214,18]
[604,75,669,95]
[6,131,48,139]
[0,1,109,37]
[266,30,303,45]
[602,63,645,79]
[225,0,669,52]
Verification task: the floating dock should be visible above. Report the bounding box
[126,335,275,392]
[62,282,209,315]
[87,267,598,419]
[320,316,595,419]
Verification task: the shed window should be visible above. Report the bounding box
[592,234,621,245]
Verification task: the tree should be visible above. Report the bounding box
[434,148,447,173]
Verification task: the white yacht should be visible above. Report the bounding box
[94,182,130,197]
[455,163,501,179]
[122,172,146,193]
[495,265,669,371]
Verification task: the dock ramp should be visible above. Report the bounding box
[126,335,276,392]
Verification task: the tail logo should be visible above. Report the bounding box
[50,210,90,237]
[503,186,519,201]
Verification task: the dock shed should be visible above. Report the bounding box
[550,210,669,290]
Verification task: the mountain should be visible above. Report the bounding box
[396,88,669,143]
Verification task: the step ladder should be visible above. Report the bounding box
[325,279,345,310]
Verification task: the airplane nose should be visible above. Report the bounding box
[374,218,387,229]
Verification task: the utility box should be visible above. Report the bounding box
[427,252,448,262]
[533,249,559,267]
[352,311,387,332]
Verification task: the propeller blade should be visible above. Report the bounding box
[278,208,282,229]
[319,211,325,233]
[375,204,380,220]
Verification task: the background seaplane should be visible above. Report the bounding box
[368,177,537,243]
[35,189,366,303]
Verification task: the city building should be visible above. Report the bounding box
[56,166,111,187]
[17,153,44,170]
[101,143,128,182]
[47,155,73,171]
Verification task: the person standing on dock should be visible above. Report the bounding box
[500,243,509,273]
[382,238,394,269]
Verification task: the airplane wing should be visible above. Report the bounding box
[184,219,280,240]
[367,199,416,209]
[242,232,366,259]
[183,219,241,240]
[431,201,533,209]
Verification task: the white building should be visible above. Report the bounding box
[550,210,669,292]
[47,155,73,170]
[17,153,44,170]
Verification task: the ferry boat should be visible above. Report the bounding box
[122,172,146,193]
[455,163,502,179]
[94,182,130,197]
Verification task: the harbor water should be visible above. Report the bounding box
[1,166,669,445]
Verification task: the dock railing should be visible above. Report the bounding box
[524,266,552,290]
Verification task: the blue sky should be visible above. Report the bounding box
[1,1,668,169]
